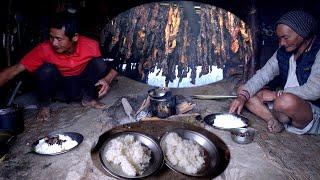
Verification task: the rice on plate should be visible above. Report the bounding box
[213,114,246,129]
[35,134,78,154]
[162,132,205,174]
[105,134,151,176]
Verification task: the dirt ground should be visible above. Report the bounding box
[0,76,319,180]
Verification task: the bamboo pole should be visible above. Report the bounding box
[5,0,13,67]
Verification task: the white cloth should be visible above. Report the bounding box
[284,55,300,89]
[284,119,314,135]
[284,103,320,135]
[267,101,320,135]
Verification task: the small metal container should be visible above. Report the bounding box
[230,127,256,144]
[148,88,176,118]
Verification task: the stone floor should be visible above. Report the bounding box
[0,76,319,180]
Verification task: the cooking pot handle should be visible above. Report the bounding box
[7,81,22,107]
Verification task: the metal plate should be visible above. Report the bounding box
[99,131,164,179]
[160,128,219,177]
[204,113,249,130]
[31,132,84,155]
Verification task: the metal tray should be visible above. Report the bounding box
[160,129,219,177]
[31,132,84,155]
[204,113,249,130]
[91,120,230,179]
[99,131,164,179]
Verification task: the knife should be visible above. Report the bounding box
[121,98,135,121]
[192,95,237,100]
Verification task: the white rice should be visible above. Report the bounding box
[163,132,205,174]
[35,134,78,154]
[213,114,246,128]
[105,135,151,176]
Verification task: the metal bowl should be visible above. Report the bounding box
[99,131,163,179]
[160,128,219,177]
[31,132,84,155]
[230,127,256,144]
[203,113,249,130]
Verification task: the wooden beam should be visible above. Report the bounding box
[246,0,260,80]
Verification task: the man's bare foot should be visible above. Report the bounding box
[37,107,50,121]
[82,99,106,109]
[267,119,284,133]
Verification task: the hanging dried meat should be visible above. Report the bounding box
[101,1,253,88]
[164,5,181,55]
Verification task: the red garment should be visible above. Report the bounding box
[20,36,101,76]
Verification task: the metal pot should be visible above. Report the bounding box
[148,88,176,118]
[0,104,24,134]
[0,129,16,158]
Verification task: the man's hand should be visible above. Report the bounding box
[229,95,247,115]
[95,69,118,98]
[95,78,110,98]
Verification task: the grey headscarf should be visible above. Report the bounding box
[276,10,318,38]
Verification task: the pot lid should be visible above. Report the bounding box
[148,88,169,98]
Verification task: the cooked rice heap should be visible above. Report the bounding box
[105,135,151,176]
[214,114,246,128]
[163,132,205,174]
[35,134,78,154]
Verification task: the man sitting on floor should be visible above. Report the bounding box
[0,13,118,121]
[229,11,320,135]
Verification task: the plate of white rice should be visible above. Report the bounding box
[160,129,219,177]
[204,113,249,130]
[32,132,84,155]
[99,132,163,179]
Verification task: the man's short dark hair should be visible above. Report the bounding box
[50,12,78,39]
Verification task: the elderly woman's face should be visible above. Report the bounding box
[276,24,304,53]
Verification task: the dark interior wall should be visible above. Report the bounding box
[0,0,319,103]
[1,0,319,67]
[255,0,320,67]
